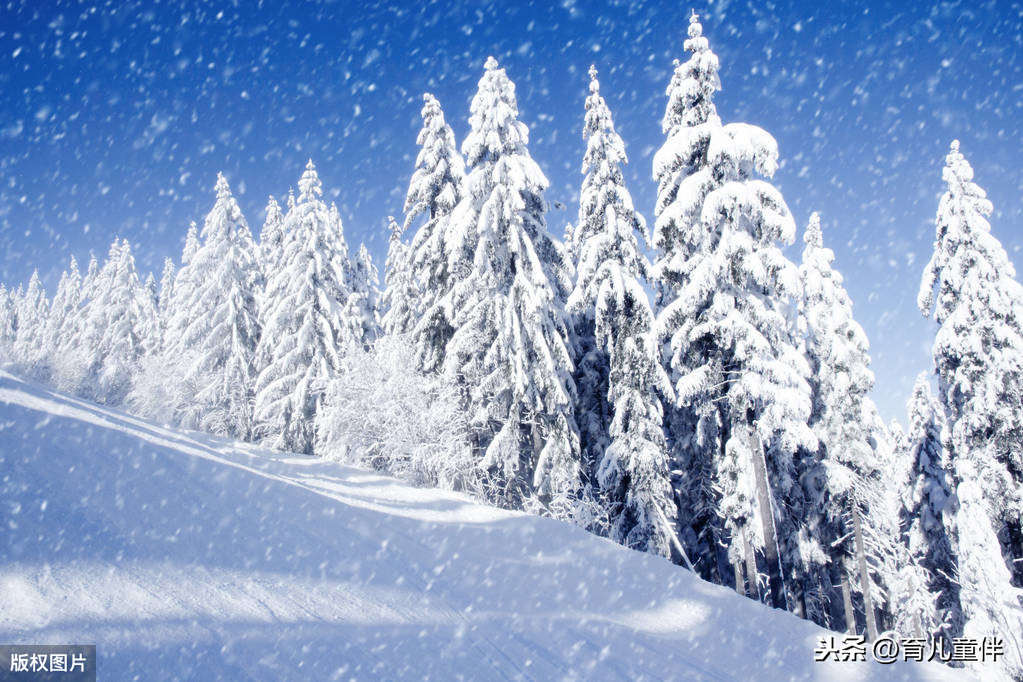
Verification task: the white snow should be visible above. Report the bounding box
[0,371,969,680]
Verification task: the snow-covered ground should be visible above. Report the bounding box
[0,371,966,680]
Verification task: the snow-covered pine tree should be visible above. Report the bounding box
[13,270,50,376]
[165,174,261,438]
[348,240,381,349]
[381,216,419,336]
[565,65,676,556]
[182,221,200,265]
[566,65,637,495]
[404,93,466,373]
[652,12,814,609]
[157,258,175,316]
[72,239,157,404]
[254,161,356,454]
[650,10,727,586]
[80,253,99,305]
[891,374,960,643]
[799,211,888,637]
[259,195,285,273]
[918,140,1023,678]
[153,257,177,350]
[0,284,15,361]
[164,222,202,347]
[44,257,82,367]
[444,56,580,517]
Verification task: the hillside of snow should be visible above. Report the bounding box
[0,371,966,680]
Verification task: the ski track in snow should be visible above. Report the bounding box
[0,371,969,680]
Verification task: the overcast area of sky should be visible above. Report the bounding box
[1,0,1021,424]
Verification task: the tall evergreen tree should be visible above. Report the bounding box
[13,270,50,375]
[918,140,1023,678]
[652,12,814,609]
[259,195,285,273]
[404,93,466,373]
[650,10,727,585]
[444,56,580,517]
[799,211,888,637]
[566,65,676,556]
[347,240,381,349]
[0,284,15,361]
[891,374,960,643]
[157,258,176,316]
[381,216,419,336]
[166,174,261,438]
[165,223,202,353]
[73,239,156,404]
[254,161,355,454]
[45,257,82,368]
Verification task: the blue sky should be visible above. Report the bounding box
[1,0,1021,423]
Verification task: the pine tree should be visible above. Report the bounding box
[254,161,355,454]
[73,239,157,404]
[565,65,676,556]
[259,195,285,273]
[892,374,960,642]
[45,257,82,368]
[652,13,814,609]
[165,174,261,438]
[182,222,200,265]
[165,223,202,351]
[650,10,728,586]
[799,211,888,636]
[80,253,100,304]
[13,270,50,376]
[0,284,15,361]
[918,140,1023,678]
[381,216,419,336]
[348,241,381,349]
[444,56,580,517]
[157,258,175,315]
[404,93,466,373]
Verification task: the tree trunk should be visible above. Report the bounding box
[840,571,856,635]
[742,527,760,601]
[706,523,723,585]
[750,428,785,610]
[852,501,878,641]
[734,559,745,595]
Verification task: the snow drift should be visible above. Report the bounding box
[0,371,966,680]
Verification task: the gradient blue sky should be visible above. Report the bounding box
[1,0,1021,423]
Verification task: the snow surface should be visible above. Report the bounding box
[0,371,968,680]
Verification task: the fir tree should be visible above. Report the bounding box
[652,13,814,609]
[404,93,466,373]
[799,211,888,637]
[566,65,676,556]
[13,270,50,376]
[73,239,157,404]
[0,284,15,361]
[381,216,419,336]
[892,374,960,643]
[45,257,82,369]
[347,240,381,349]
[254,161,355,454]
[918,140,1023,677]
[259,195,285,273]
[444,56,580,517]
[166,174,262,438]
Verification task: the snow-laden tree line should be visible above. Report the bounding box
[1,13,1021,678]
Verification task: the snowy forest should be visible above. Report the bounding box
[1,11,1022,680]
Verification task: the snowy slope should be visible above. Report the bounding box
[0,371,967,681]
